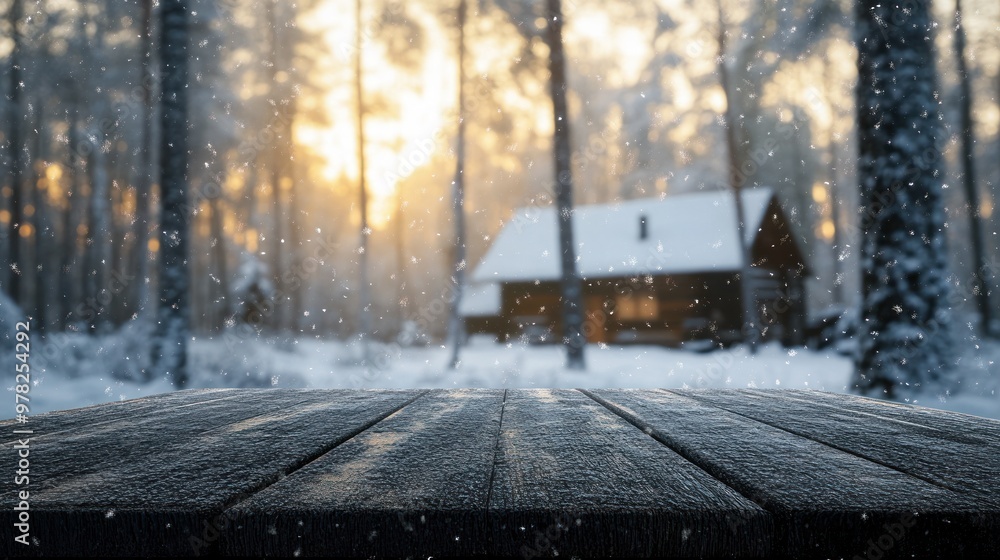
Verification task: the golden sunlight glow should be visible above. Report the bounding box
[120,189,136,216]
[0,210,9,225]
[296,1,664,229]
[148,237,159,253]
[982,197,993,219]
[707,87,727,114]
[762,41,857,153]
[19,224,33,238]
[224,213,238,237]
[983,103,1000,139]
[225,172,244,196]
[669,71,694,111]
[246,228,259,253]
[43,164,67,205]
[819,220,835,241]
[298,1,454,228]
[45,163,63,182]
[569,10,651,87]
[812,184,828,204]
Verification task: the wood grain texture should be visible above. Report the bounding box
[3,387,998,558]
[4,390,320,485]
[1,389,424,557]
[0,388,241,445]
[223,389,505,557]
[746,388,1000,442]
[488,389,771,558]
[589,388,999,558]
[674,389,1000,507]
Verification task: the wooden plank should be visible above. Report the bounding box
[0,388,243,445]
[6,387,998,557]
[664,390,1000,556]
[488,389,771,558]
[1,389,424,557]
[222,389,505,557]
[3,390,327,485]
[674,389,1000,508]
[745,388,1000,442]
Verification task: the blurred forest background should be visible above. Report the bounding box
[1,0,999,396]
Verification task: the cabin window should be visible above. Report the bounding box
[616,291,658,320]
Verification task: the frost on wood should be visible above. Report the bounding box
[854,0,954,397]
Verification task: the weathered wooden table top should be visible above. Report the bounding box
[3,388,999,558]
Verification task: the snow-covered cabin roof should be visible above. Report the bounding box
[472,188,776,283]
[459,282,502,318]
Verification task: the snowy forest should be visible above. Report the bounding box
[1,0,999,419]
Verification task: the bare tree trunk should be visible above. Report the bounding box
[60,104,80,331]
[5,0,24,305]
[954,0,994,337]
[245,162,259,251]
[394,190,407,331]
[31,98,47,332]
[110,173,128,325]
[208,185,229,330]
[152,0,191,388]
[716,0,759,354]
[58,192,75,331]
[58,191,75,329]
[281,85,301,334]
[81,6,112,333]
[545,0,586,370]
[355,0,372,365]
[87,125,112,334]
[287,125,301,335]
[268,0,286,333]
[826,58,845,306]
[60,8,90,332]
[135,0,156,320]
[447,0,468,369]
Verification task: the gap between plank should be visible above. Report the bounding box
[218,390,431,514]
[666,389,965,494]
[485,389,508,510]
[578,388,776,514]
[742,390,989,445]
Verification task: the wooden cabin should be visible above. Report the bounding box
[461,188,808,347]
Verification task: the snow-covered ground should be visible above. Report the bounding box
[10,331,1000,421]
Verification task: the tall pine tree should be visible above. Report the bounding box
[854,0,953,397]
